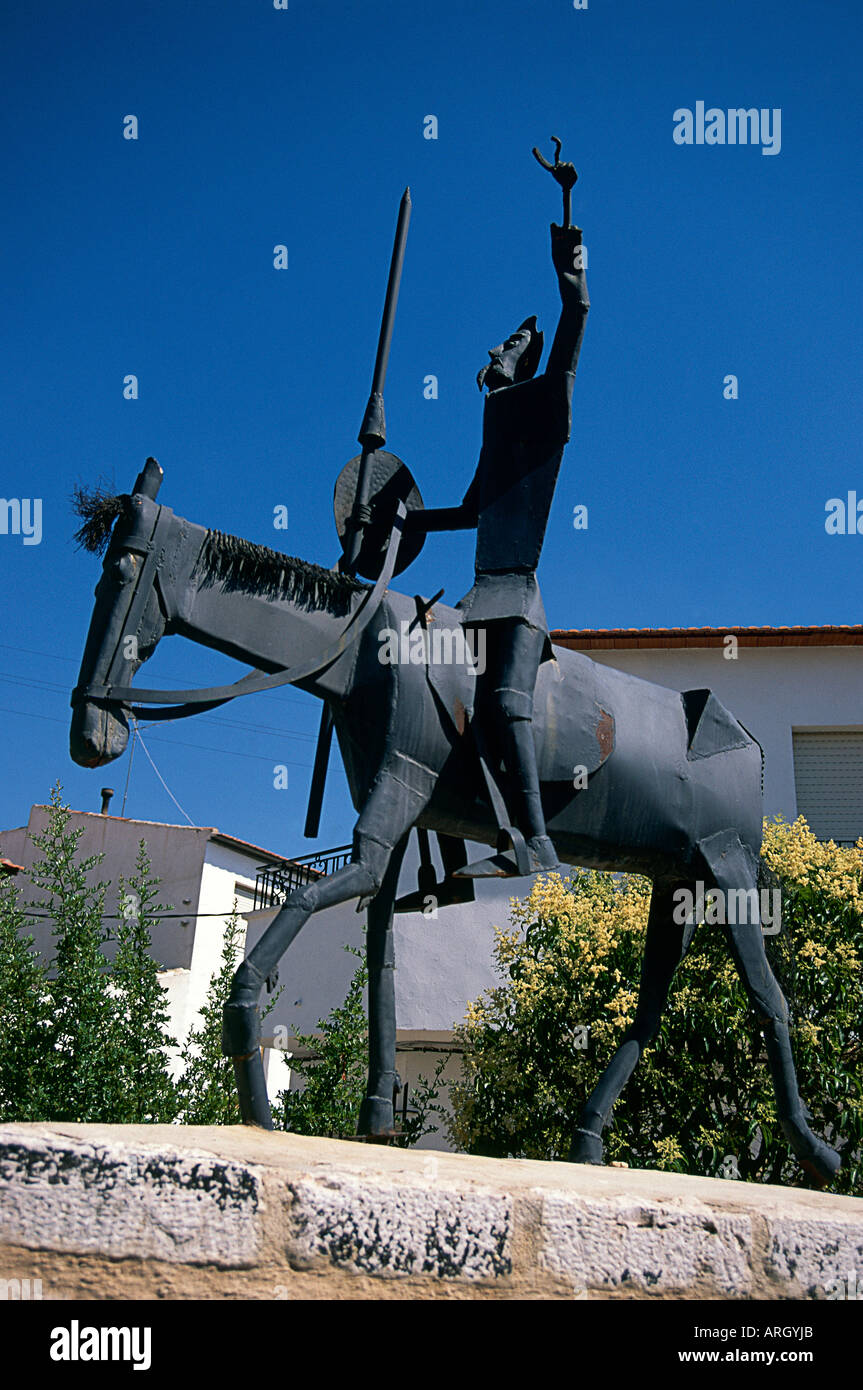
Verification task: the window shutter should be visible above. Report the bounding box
[792,732,863,845]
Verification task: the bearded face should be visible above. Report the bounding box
[476,316,543,392]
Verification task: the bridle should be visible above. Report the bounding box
[71,502,407,722]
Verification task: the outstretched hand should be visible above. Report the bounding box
[533,136,579,228]
[532,137,578,191]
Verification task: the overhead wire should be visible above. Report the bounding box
[0,640,311,709]
[0,668,318,741]
[0,704,313,768]
[130,721,194,825]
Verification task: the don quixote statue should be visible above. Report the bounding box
[69,141,842,1187]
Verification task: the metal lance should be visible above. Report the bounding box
[342,186,411,570]
[305,187,412,838]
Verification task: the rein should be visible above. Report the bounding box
[71,503,406,722]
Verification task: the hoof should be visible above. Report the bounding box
[232,1053,273,1130]
[357,1095,396,1137]
[569,1126,604,1165]
[781,1115,841,1187]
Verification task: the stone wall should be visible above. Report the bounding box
[0,1124,861,1300]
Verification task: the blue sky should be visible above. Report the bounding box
[1,0,861,857]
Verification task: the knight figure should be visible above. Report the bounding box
[405,139,590,876]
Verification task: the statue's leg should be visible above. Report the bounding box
[698,830,841,1187]
[223,763,433,1128]
[462,620,558,876]
[570,879,695,1164]
[359,832,410,1137]
[495,621,551,857]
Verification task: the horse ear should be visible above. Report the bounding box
[132,457,163,500]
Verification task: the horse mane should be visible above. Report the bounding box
[71,485,125,553]
[198,529,369,616]
[71,485,369,616]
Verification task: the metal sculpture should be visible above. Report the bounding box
[69,144,842,1187]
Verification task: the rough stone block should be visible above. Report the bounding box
[0,1129,261,1268]
[285,1173,511,1280]
[540,1191,752,1296]
[763,1210,863,1297]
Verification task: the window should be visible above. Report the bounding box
[792,731,863,845]
[233,881,256,915]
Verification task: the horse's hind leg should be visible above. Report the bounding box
[698,829,840,1187]
[359,832,410,1137]
[570,880,696,1164]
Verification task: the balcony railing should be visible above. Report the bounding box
[253,845,353,911]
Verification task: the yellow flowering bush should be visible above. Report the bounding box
[449,817,862,1194]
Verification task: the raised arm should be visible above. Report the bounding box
[545,222,590,378]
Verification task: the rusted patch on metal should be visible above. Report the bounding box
[596,708,614,760]
[453,697,467,736]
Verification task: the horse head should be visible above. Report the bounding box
[70,458,169,767]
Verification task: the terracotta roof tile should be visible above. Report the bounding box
[551,625,863,650]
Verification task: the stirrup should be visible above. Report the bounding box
[454,827,532,879]
[395,877,476,911]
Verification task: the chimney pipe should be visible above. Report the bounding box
[100,788,114,815]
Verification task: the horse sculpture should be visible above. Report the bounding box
[68,456,842,1186]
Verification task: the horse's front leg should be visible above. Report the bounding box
[222,854,388,1128]
[360,832,410,1137]
[222,759,434,1128]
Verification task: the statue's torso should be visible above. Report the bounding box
[458,369,574,627]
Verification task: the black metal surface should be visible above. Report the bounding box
[334,451,424,581]
[343,187,412,570]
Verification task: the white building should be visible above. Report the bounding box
[0,800,504,1130]
[0,797,512,1138]
[0,801,300,1097]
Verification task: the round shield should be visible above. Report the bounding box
[334,450,425,581]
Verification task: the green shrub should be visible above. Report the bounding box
[0,785,178,1124]
[450,817,862,1194]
